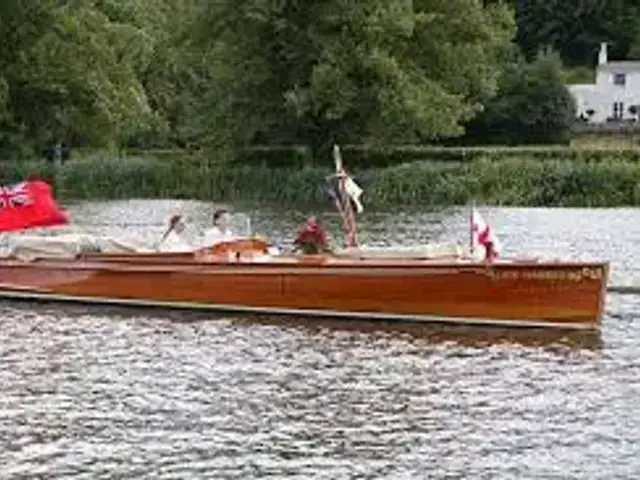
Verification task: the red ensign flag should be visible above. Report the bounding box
[0,180,68,232]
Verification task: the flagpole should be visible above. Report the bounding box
[469,199,475,257]
[329,176,350,239]
[333,144,358,248]
[331,145,349,247]
[342,184,357,247]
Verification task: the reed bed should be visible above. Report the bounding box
[1,152,639,207]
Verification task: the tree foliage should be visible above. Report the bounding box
[0,1,151,155]
[0,0,206,157]
[464,51,576,145]
[507,0,640,65]
[193,0,515,157]
[2,0,639,160]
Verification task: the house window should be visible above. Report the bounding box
[613,73,626,86]
[613,102,625,119]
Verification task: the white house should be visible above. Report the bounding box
[568,42,640,123]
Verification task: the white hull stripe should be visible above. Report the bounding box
[0,288,596,331]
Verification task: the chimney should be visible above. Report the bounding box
[598,42,608,65]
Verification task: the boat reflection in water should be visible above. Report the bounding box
[237,315,604,351]
[1,300,602,352]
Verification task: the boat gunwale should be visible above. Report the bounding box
[0,255,610,275]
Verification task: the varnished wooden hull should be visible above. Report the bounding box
[0,256,608,330]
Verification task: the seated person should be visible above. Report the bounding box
[293,216,330,254]
[157,214,192,252]
[197,208,234,250]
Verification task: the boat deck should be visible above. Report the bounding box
[0,251,607,272]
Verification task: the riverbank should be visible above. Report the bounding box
[2,150,640,207]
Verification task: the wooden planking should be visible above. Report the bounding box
[280,268,604,323]
[0,256,609,328]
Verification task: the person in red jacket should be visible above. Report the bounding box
[293,216,330,254]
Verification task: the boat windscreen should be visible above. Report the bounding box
[227,213,252,237]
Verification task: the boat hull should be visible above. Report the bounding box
[0,257,608,330]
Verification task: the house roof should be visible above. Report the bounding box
[599,61,640,72]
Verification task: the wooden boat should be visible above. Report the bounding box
[0,245,608,330]
[0,207,610,330]
[0,146,610,330]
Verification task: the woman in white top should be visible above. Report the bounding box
[157,214,192,252]
[199,209,233,248]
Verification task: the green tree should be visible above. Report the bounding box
[509,0,640,65]
[192,0,515,159]
[99,0,210,148]
[464,51,576,145]
[0,0,158,157]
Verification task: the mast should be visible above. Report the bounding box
[469,199,475,257]
[333,144,358,248]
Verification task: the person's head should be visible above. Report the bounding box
[213,209,230,228]
[307,216,318,226]
[170,214,185,234]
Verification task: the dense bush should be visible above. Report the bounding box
[2,149,640,207]
[463,52,576,145]
[229,145,640,169]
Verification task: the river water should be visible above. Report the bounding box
[0,201,638,479]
